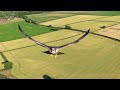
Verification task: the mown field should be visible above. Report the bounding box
[94,16,120,22]
[95,24,120,39]
[49,11,120,16]
[0,30,120,79]
[0,11,120,79]
[41,15,107,27]
[69,21,118,32]
[27,12,74,23]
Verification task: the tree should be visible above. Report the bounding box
[64,25,72,29]
[3,62,13,70]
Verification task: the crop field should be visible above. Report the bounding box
[94,16,120,22]
[0,29,120,79]
[95,24,120,39]
[69,21,118,32]
[0,11,120,79]
[41,15,107,27]
[27,12,74,23]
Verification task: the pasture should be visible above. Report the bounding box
[0,19,55,42]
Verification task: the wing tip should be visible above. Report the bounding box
[18,24,21,30]
[88,29,90,32]
[18,24,20,27]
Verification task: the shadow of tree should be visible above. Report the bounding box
[43,75,54,79]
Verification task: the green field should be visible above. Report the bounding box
[0,20,55,42]
[0,11,120,79]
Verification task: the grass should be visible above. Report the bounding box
[27,12,74,23]
[78,11,120,16]
[95,24,120,39]
[1,30,120,79]
[69,21,118,32]
[41,15,107,27]
[0,11,46,19]
[0,20,56,42]
[49,11,120,16]
[95,16,120,22]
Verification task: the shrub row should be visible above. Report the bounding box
[22,16,38,25]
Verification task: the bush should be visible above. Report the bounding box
[22,15,38,25]
[22,15,28,19]
[47,25,52,27]
[3,62,13,70]
[25,18,31,23]
[64,25,72,29]
[31,19,38,25]
[50,27,61,31]
[0,11,45,19]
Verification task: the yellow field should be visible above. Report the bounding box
[0,29,80,52]
[0,30,83,78]
[0,55,4,70]
[41,15,107,27]
[95,16,120,22]
[0,18,23,25]
[69,21,117,31]
[0,29,120,79]
[96,24,120,39]
[27,13,72,17]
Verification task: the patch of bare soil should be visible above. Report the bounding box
[0,18,23,24]
[0,19,7,24]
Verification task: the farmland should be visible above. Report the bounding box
[27,12,74,23]
[1,30,120,79]
[69,21,118,32]
[0,19,55,42]
[0,11,120,79]
[41,15,107,27]
[94,16,120,22]
[95,24,120,39]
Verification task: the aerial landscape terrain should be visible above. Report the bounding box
[0,11,120,79]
